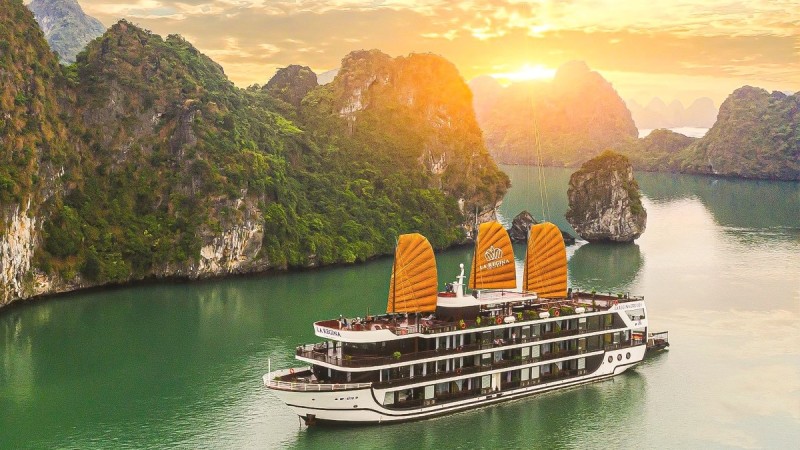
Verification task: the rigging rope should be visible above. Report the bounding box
[530,104,551,222]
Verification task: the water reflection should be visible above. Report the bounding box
[636,171,800,233]
[568,243,644,293]
[499,166,800,248]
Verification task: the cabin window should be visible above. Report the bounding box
[383,392,395,405]
[532,324,541,336]
[578,358,586,370]
[626,308,645,321]
[481,375,491,389]
[531,345,540,358]
[424,385,434,400]
[521,347,530,358]
[520,368,530,381]
[521,326,530,339]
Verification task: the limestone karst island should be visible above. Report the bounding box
[1,0,798,448]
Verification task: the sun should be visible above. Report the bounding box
[491,64,556,83]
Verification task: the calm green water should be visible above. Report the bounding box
[2,167,799,449]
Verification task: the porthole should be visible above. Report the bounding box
[617,354,622,361]
[626,352,631,360]
[607,356,613,363]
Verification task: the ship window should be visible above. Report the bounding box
[626,308,645,321]
[626,352,631,360]
[383,392,395,405]
[481,375,491,388]
[424,385,434,399]
[608,356,613,363]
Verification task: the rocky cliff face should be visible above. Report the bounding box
[329,50,509,225]
[264,65,318,108]
[27,0,105,64]
[301,49,509,229]
[472,61,638,166]
[566,151,646,242]
[0,1,72,304]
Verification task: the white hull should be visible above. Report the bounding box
[266,345,645,424]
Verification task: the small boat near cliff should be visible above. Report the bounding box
[263,221,652,425]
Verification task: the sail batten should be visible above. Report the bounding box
[524,222,567,298]
[468,221,516,290]
[387,233,438,313]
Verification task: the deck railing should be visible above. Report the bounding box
[296,325,622,369]
[266,376,372,392]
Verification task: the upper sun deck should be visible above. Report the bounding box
[313,291,645,343]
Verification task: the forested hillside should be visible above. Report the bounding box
[0,1,508,306]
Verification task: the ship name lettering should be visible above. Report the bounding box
[316,326,342,337]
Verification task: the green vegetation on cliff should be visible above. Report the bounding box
[684,87,799,180]
[617,129,698,173]
[0,0,70,207]
[0,6,508,300]
[617,87,799,181]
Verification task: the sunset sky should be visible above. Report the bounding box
[78,0,799,106]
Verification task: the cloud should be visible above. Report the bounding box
[78,0,800,98]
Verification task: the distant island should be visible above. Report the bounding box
[0,3,508,307]
[471,62,799,181]
[620,87,800,180]
[471,61,638,167]
[27,0,105,64]
[626,97,717,131]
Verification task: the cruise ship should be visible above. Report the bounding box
[263,222,650,425]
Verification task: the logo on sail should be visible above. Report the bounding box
[480,245,510,270]
[484,245,503,262]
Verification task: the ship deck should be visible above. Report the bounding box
[317,291,641,337]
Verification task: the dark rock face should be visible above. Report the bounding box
[27,0,105,64]
[566,151,646,242]
[506,211,574,245]
[264,64,318,108]
[508,211,538,242]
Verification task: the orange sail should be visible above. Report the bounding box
[523,222,567,298]
[387,233,438,313]
[468,221,516,290]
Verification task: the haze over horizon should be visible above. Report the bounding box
[61,1,800,105]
